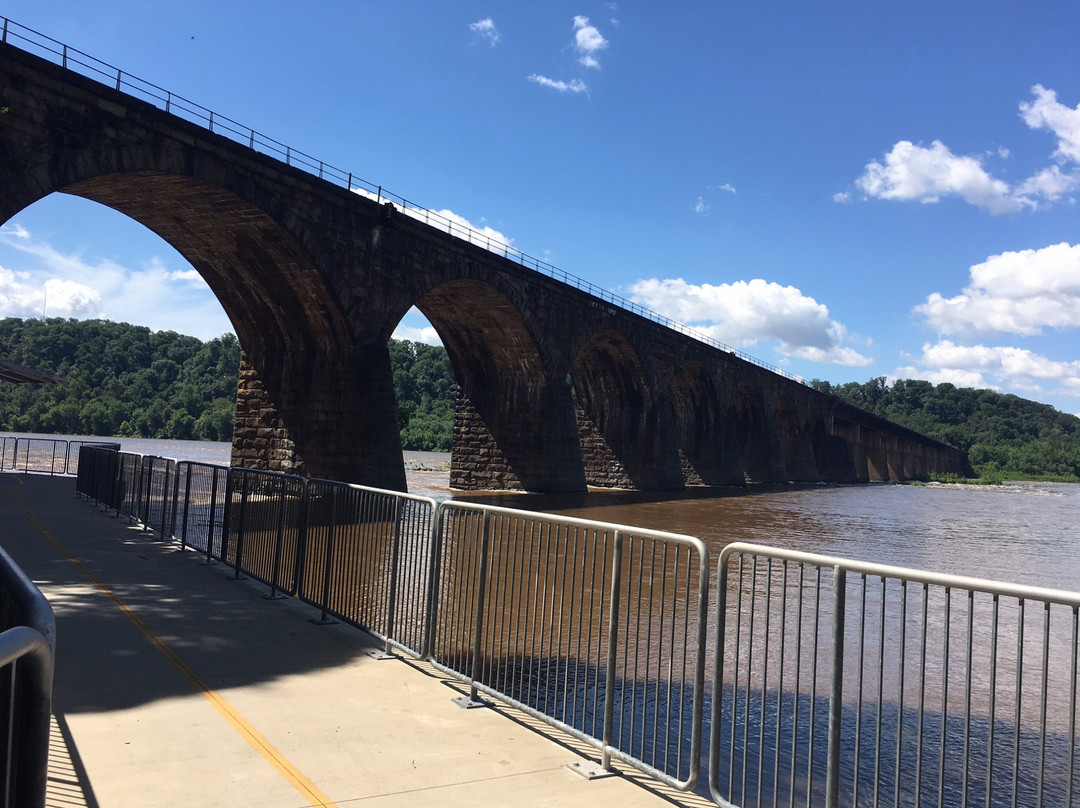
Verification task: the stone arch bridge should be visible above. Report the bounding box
[0,39,968,493]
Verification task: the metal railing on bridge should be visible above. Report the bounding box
[72,445,1080,805]
[0,15,809,389]
[0,436,118,477]
[0,544,55,808]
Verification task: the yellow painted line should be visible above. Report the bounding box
[8,479,339,808]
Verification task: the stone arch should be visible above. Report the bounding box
[724,380,773,484]
[666,360,734,485]
[773,394,819,482]
[413,279,584,493]
[569,330,682,490]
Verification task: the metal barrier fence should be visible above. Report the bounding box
[298,480,438,657]
[0,436,118,476]
[430,501,710,790]
[71,446,1080,802]
[0,544,55,808]
[712,542,1080,808]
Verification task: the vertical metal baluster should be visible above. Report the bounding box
[825,565,847,808]
[790,562,804,808]
[1067,605,1078,808]
[742,555,758,803]
[732,554,746,802]
[894,579,907,808]
[962,589,975,805]
[876,577,887,808]
[601,531,623,772]
[937,588,952,808]
[1012,599,1025,808]
[806,566,821,808]
[1037,601,1050,807]
[775,559,790,808]
[985,595,1000,808]
[757,557,772,808]
[915,583,929,804]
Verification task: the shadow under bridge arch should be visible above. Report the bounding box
[60,172,404,487]
[416,279,586,493]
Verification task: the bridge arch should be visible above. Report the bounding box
[569,329,682,490]
[410,279,584,492]
[666,360,728,486]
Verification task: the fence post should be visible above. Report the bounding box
[312,484,339,625]
[825,564,847,808]
[465,511,492,705]
[383,497,405,655]
[266,478,289,599]
[601,531,624,771]
[232,470,248,579]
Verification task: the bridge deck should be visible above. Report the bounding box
[2,474,708,808]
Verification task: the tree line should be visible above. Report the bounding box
[812,377,1080,482]
[3,318,1075,479]
[0,317,458,450]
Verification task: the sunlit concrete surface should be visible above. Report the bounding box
[3,473,711,808]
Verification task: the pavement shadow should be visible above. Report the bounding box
[2,473,387,716]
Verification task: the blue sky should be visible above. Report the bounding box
[1,2,1079,415]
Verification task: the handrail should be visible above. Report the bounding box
[0,543,55,808]
[0,15,809,388]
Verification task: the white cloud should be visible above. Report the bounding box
[0,224,233,340]
[469,17,500,47]
[855,140,1026,214]
[833,191,851,203]
[915,241,1080,337]
[693,197,708,214]
[718,183,737,195]
[897,340,1080,400]
[629,277,872,367]
[392,322,442,346]
[351,188,514,252]
[1020,84,1080,163]
[527,74,587,93]
[852,86,1080,213]
[572,16,608,69]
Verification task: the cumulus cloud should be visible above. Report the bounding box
[693,197,708,214]
[573,16,608,69]
[527,74,587,93]
[0,224,232,340]
[855,140,1026,214]
[629,277,872,367]
[915,241,1080,337]
[1020,84,1080,163]
[896,340,1080,399]
[849,85,1080,213]
[469,17,500,47]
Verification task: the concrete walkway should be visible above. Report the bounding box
[1,473,712,808]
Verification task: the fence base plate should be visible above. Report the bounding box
[362,648,396,661]
[565,760,615,780]
[451,695,487,709]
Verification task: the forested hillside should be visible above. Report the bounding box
[0,318,240,440]
[812,377,1080,482]
[0,318,458,450]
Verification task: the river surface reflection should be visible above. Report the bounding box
[451,479,1080,593]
